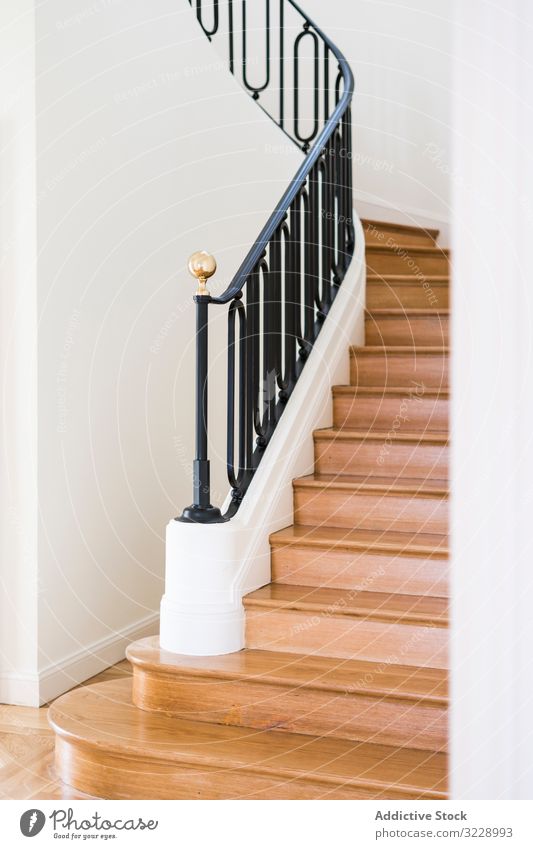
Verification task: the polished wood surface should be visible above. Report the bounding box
[366,245,450,275]
[245,583,448,624]
[0,661,129,799]
[50,679,447,799]
[244,584,448,668]
[313,428,449,480]
[129,636,447,700]
[128,637,447,751]
[362,219,439,247]
[332,385,449,432]
[294,474,449,534]
[50,222,451,799]
[365,310,450,346]
[367,275,449,309]
[350,346,449,388]
[270,525,448,596]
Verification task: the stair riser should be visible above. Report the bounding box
[367,282,449,310]
[333,395,449,432]
[245,608,448,669]
[367,253,449,275]
[55,738,416,800]
[364,228,437,248]
[294,487,448,534]
[366,316,449,346]
[350,352,448,388]
[315,437,448,480]
[132,670,447,752]
[271,545,449,597]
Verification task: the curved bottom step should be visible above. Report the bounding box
[49,679,447,800]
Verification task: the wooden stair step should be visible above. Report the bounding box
[245,584,448,668]
[49,679,448,799]
[362,219,439,247]
[293,473,448,534]
[365,309,450,346]
[366,275,449,309]
[270,524,449,597]
[314,428,448,480]
[367,308,450,315]
[332,385,449,432]
[366,245,450,275]
[127,637,448,752]
[245,583,448,625]
[350,346,449,388]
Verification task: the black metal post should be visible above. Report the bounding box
[177,296,227,523]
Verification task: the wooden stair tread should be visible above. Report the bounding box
[244,583,448,626]
[270,524,448,556]
[294,473,449,495]
[49,679,447,798]
[366,309,450,316]
[350,345,449,353]
[128,637,447,704]
[314,428,448,444]
[332,385,449,398]
[367,275,449,283]
[362,219,439,240]
[366,245,449,256]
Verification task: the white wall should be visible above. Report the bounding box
[0,1,39,704]
[304,0,452,237]
[1,0,452,704]
[1,0,302,704]
[451,0,533,800]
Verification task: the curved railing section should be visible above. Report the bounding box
[180,0,355,523]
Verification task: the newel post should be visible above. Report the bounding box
[178,251,227,524]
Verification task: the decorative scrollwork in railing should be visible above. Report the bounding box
[180,0,355,523]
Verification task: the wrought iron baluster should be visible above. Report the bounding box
[279,0,285,128]
[300,186,314,355]
[277,222,290,399]
[228,0,235,73]
[309,161,321,315]
[283,201,298,391]
[335,66,343,105]
[324,42,330,122]
[333,128,343,283]
[227,295,247,496]
[246,270,258,465]
[253,261,272,449]
[193,0,219,39]
[344,105,355,255]
[293,25,320,151]
[242,0,271,98]
[318,156,332,314]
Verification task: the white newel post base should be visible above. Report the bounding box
[160,520,257,655]
[160,214,365,657]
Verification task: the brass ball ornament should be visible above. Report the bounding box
[188,251,217,295]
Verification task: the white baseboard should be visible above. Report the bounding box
[38,611,159,705]
[0,671,41,708]
[354,193,450,246]
[0,612,160,707]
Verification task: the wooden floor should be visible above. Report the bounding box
[0,661,131,800]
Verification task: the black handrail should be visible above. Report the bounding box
[180,0,355,523]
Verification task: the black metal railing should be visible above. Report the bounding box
[180,0,355,523]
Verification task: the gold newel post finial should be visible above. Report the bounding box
[188,251,217,296]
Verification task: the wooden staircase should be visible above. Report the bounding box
[49,219,450,799]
